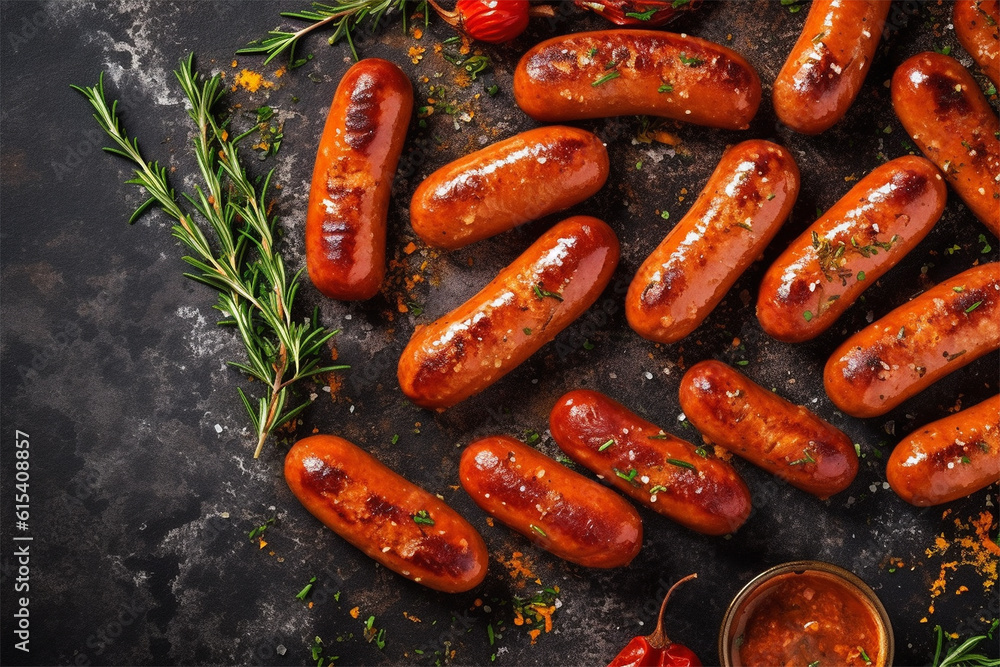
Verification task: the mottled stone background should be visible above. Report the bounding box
[1,1,997,665]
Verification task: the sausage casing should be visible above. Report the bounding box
[305,59,413,300]
[548,389,752,535]
[953,0,1000,87]
[626,140,800,343]
[772,0,890,134]
[513,30,761,129]
[398,216,619,410]
[284,435,488,593]
[679,360,859,500]
[756,156,947,343]
[891,52,1000,237]
[410,126,609,249]
[887,395,1000,506]
[824,263,1000,418]
[459,436,642,568]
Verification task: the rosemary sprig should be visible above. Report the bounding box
[932,621,1000,667]
[238,0,428,65]
[72,54,347,459]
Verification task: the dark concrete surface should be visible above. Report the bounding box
[1,1,997,665]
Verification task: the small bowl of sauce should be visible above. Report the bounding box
[719,560,894,667]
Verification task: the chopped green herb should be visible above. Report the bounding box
[311,636,324,662]
[945,244,962,255]
[934,44,951,56]
[614,467,639,485]
[979,234,993,253]
[977,440,990,452]
[530,524,547,537]
[854,443,862,457]
[658,83,674,93]
[649,484,669,495]
[583,339,595,350]
[965,300,983,314]
[391,434,399,445]
[523,327,532,335]
[808,662,820,667]
[679,52,703,67]
[660,210,670,220]
[789,449,817,466]
[525,430,541,445]
[694,446,708,458]
[667,458,695,470]
[961,456,972,464]
[588,47,598,57]
[625,7,657,20]
[406,301,424,316]
[857,270,866,281]
[883,125,893,134]
[592,71,621,87]
[812,31,826,43]
[599,438,616,452]
[487,623,495,646]
[859,646,872,665]
[987,83,998,96]
[248,517,275,541]
[296,576,317,601]
[533,283,563,301]
[736,360,749,366]
[953,286,965,293]
[636,160,643,170]
[803,310,814,322]
[672,0,690,6]
[412,510,435,526]
[767,193,776,200]
[487,84,499,96]
[649,432,668,439]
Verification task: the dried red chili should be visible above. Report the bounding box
[575,0,701,27]
[607,573,701,667]
[427,0,531,43]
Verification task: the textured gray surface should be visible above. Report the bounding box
[1,1,998,666]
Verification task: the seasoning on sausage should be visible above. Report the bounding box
[627,140,799,344]
[285,434,488,593]
[548,389,752,535]
[824,263,1000,418]
[756,156,947,343]
[891,52,1000,237]
[953,0,1000,87]
[886,394,1000,506]
[398,216,619,410]
[679,360,859,500]
[772,0,890,134]
[410,126,609,249]
[459,435,642,568]
[513,30,761,129]
[306,59,413,300]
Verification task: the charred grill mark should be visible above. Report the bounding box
[365,495,406,522]
[799,48,846,99]
[887,169,931,206]
[840,342,889,385]
[952,286,993,315]
[640,267,686,309]
[409,535,478,578]
[927,71,973,116]
[544,136,589,164]
[344,72,380,151]
[776,275,814,307]
[301,459,350,496]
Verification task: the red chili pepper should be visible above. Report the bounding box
[574,0,701,27]
[427,0,531,43]
[607,573,702,667]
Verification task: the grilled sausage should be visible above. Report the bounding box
[772,0,890,134]
[459,436,642,568]
[627,140,799,344]
[679,360,859,500]
[410,126,609,249]
[284,435,488,593]
[953,0,1000,87]
[548,389,752,535]
[513,30,761,129]
[887,395,1000,506]
[824,263,1000,418]
[306,59,413,300]
[398,216,619,410]
[891,52,1000,237]
[756,156,947,343]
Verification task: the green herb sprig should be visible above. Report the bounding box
[73,55,347,459]
[932,620,1000,667]
[238,0,428,65]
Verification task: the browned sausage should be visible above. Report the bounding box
[772,0,890,134]
[459,436,642,568]
[954,0,1000,87]
[284,435,488,593]
[679,360,859,500]
[410,126,609,249]
[887,395,1000,506]
[306,59,413,300]
[756,156,947,343]
[892,52,1000,237]
[626,140,799,344]
[824,263,1000,418]
[398,216,619,410]
[548,389,752,535]
[513,30,761,129]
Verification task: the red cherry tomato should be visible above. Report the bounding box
[429,0,530,43]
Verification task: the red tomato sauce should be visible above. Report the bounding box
[735,572,883,667]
